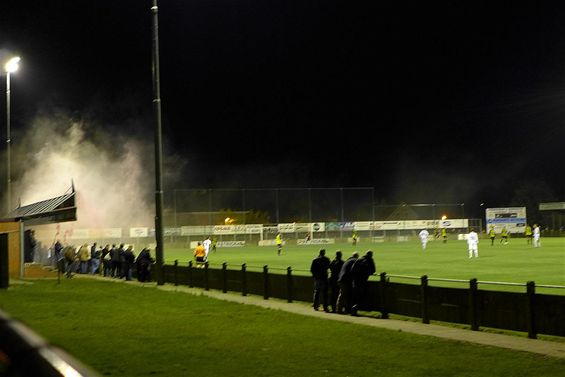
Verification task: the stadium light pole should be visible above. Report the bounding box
[4,56,20,216]
[151,0,165,285]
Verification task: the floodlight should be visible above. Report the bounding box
[5,57,21,73]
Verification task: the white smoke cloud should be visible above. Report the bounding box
[11,110,154,232]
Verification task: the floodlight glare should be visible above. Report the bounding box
[441,215,447,220]
[5,57,21,73]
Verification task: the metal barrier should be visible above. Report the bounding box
[0,310,100,376]
[163,262,565,339]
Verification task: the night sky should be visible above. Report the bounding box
[1,2,565,217]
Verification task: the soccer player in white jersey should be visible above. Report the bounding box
[418,229,429,250]
[202,236,212,260]
[467,228,479,258]
[533,224,541,248]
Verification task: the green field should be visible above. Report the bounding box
[2,279,565,377]
[164,237,565,288]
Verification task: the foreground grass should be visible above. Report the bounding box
[1,279,565,376]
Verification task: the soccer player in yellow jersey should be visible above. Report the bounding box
[500,226,509,245]
[276,232,283,256]
[488,226,496,246]
[525,224,532,245]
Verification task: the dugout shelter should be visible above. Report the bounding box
[0,186,76,288]
[539,202,565,234]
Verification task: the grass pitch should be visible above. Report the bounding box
[2,279,565,377]
[164,237,565,288]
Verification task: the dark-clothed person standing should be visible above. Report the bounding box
[336,251,359,314]
[136,248,154,282]
[328,251,344,313]
[350,250,376,316]
[101,244,111,276]
[310,249,331,312]
[120,245,136,280]
[53,239,64,270]
[110,244,122,278]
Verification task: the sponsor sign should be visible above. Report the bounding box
[217,241,245,248]
[164,227,181,236]
[130,227,149,238]
[69,228,89,240]
[539,202,565,211]
[311,222,325,232]
[181,226,213,236]
[440,219,468,229]
[258,239,285,246]
[278,223,296,233]
[485,207,527,233]
[212,224,262,235]
[296,238,335,245]
[103,228,122,238]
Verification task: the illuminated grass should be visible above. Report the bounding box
[2,279,565,376]
[164,237,565,286]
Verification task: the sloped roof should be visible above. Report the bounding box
[9,188,77,225]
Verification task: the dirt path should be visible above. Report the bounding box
[152,282,565,359]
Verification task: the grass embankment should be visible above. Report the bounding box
[1,279,565,376]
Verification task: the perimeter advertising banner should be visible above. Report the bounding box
[485,207,527,234]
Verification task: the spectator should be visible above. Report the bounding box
[23,229,37,263]
[90,242,101,274]
[120,245,136,280]
[64,246,79,279]
[136,248,155,282]
[310,249,331,312]
[110,244,122,277]
[78,244,91,274]
[53,239,64,271]
[328,251,344,313]
[336,251,359,314]
[101,244,112,276]
[350,250,376,316]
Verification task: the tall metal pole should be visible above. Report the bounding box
[5,72,11,215]
[151,0,165,285]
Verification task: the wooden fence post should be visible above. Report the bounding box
[188,261,193,288]
[204,262,209,291]
[287,267,293,303]
[241,264,247,296]
[379,272,388,319]
[526,281,537,339]
[222,262,228,293]
[263,265,269,300]
[421,275,429,324]
[469,278,479,331]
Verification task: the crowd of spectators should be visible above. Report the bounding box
[53,240,155,282]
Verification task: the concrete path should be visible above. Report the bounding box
[152,283,565,359]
